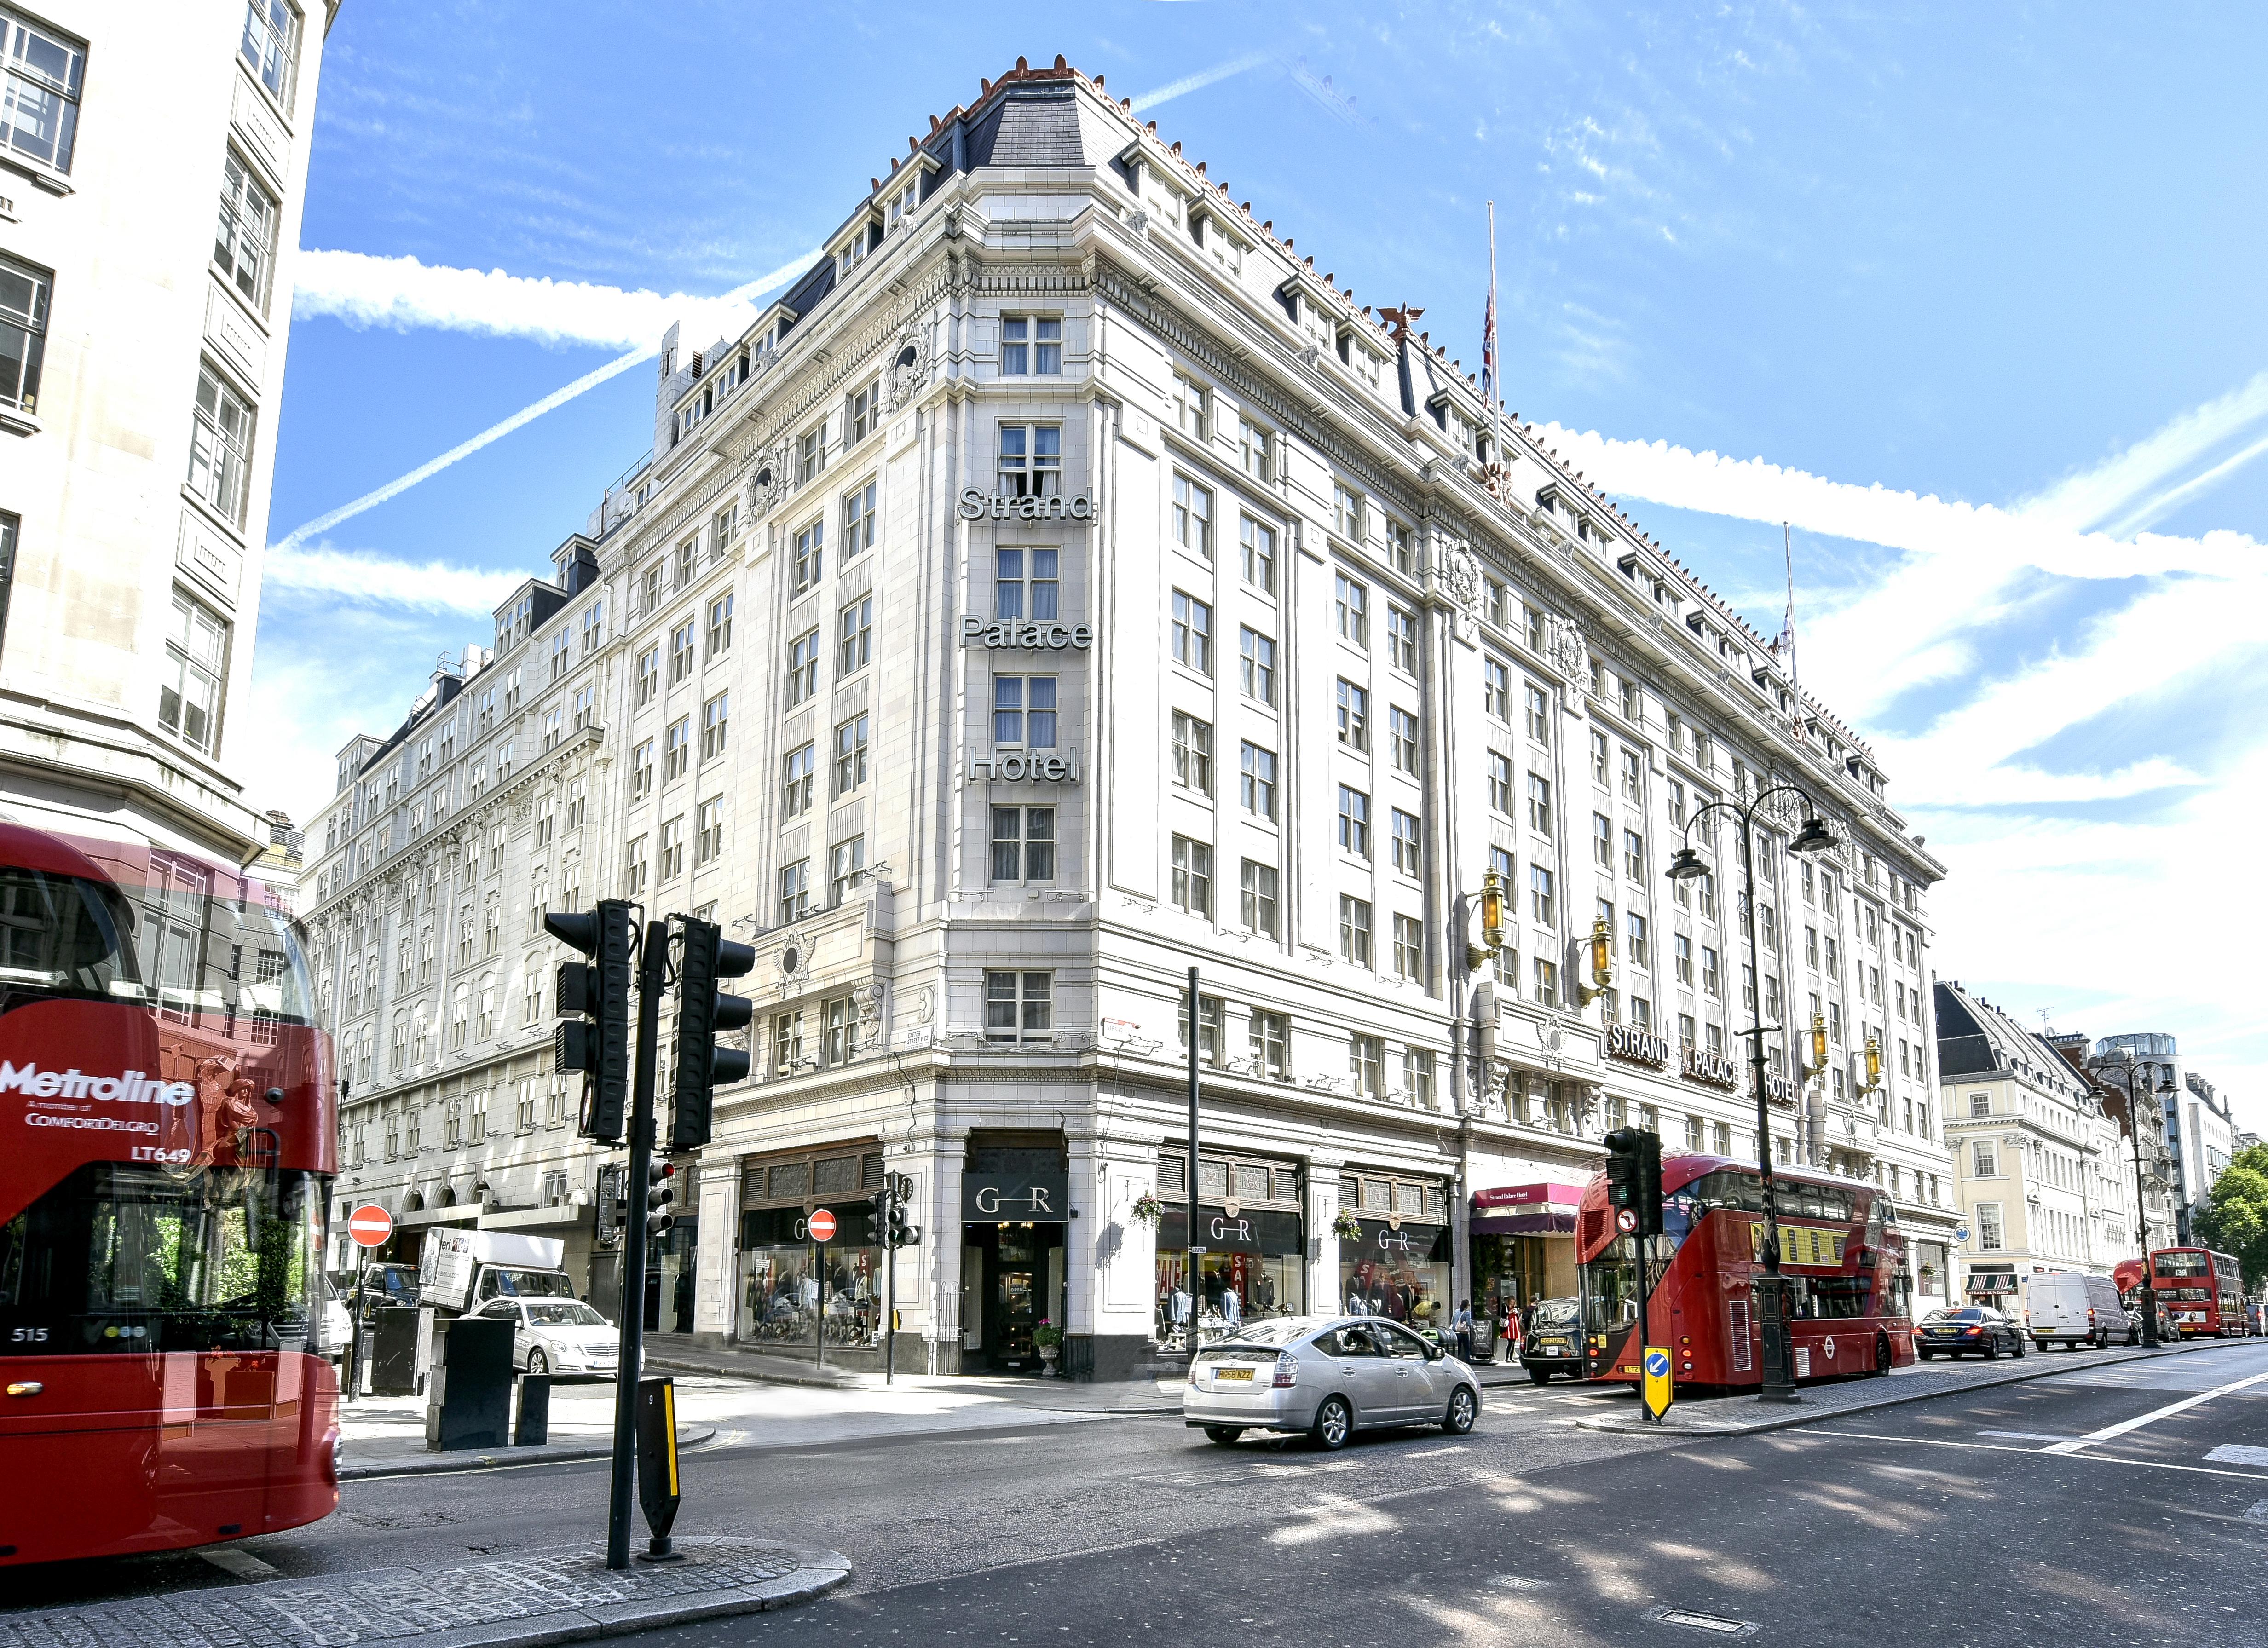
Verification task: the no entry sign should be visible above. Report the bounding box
[807,1207,837,1243]
[348,1204,393,1248]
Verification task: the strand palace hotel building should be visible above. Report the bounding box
[306,58,1956,1377]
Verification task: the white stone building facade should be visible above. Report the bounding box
[304,59,1955,1372]
[0,1,333,862]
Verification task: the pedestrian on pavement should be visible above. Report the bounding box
[1452,1299,1475,1363]
[1346,1289,1368,1316]
[1222,1287,1241,1328]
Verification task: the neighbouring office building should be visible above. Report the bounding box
[0,1,333,864]
[303,58,1955,1372]
[2093,1032,2236,1245]
[1935,986,2145,1303]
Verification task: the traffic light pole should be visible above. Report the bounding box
[607,917,669,1572]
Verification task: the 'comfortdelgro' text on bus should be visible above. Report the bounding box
[0,822,337,1566]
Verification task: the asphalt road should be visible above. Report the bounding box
[9,1340,2266,1644]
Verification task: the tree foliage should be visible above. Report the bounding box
[2193,1145,2268,1290]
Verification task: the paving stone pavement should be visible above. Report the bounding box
[0,1538,850,1648]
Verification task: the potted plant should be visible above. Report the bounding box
[1033,1318,1063,1376]
[1330,1208,1363,1242]
[1130,1193,1165,1227]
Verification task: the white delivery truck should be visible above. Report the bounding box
[418,1229,579,1316]
[2024,1270,2129,1350]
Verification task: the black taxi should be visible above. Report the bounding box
[1520,1297,1587,1383]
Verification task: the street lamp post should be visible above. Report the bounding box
[2098,1055,2161,1349]
[1666,783,1839,1406]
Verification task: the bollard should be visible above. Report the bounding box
[515,1373,552,1446]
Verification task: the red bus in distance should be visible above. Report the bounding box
[2148,1246,2245,1338]
[1575,1152,1917,1389]
[0,822,338,1566]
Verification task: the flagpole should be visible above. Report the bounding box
[1783,522,1803,742]
[1486,202,1502,475]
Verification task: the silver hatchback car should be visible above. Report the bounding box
[1182,1315,1481,1449]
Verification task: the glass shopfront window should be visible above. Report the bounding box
[739,1204,883,1349]
[1338,1216,1451,1333]
[1155,1205,1305,1349]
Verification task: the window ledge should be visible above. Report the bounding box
[0,154,73,197]
[0,406,38,438]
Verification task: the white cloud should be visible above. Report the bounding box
[292,248,821,353]
[262,542,524,614]
[2017,369,2268,534]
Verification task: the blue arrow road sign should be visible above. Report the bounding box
[1644,1348,1670,1378]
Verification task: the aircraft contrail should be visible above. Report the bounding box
[1130,51,1271,114]
[273,251,819,552]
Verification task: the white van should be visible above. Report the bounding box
[2025,1271,2130,1350]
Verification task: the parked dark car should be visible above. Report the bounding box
[1916,1305,2026,1360]
[1520,1297,1586,1383]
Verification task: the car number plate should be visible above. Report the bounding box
[1540,1337,1570,1348]
[1214,1367,1255,1382]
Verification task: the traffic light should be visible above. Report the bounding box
[884,1171,918,1248]
[669,917,756,1150]
[547,901,634,1142]
[1604,1126,1664,1238]
[644,1160,676,1239]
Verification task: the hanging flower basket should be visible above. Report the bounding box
[1918,1264,1938,1279]
[1130,1193,1165,1227]
[1330,1209,1364,1242]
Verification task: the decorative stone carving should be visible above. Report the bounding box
[746,444,787,518]
[1442,541,1481,613]
[884,324,929,409]
[1546,613,1589,683]
[851,978,885,1034]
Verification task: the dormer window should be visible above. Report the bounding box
[886,176,918,229]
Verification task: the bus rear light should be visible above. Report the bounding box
[1273,1353,1298,1388]
[5,1382,40,1397]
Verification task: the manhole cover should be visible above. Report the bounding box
[345,1510,458,1529]
[1647,1605,1760,1637]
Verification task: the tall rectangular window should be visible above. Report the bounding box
[707,592,733,655]
[240,0,303,111]
[1593,812,1613,867]
[787,630,819,703]
[669,620,695,683]
[995,546,1059,619]
[1483,657,1511,720]
[830,836,866,902]
[998,424,1062,497]
[1334,573,1368,648]
[214,151,279,311]
[658,816,685,880]
[1530,866,1555,928]
[1172,591,1212,674]
[0,9,82,173]
[1239,419,1273,481]
[793,519,824,593]
[798,422,826,483]
[695,796,723,864]
[1528,774,1553,836]
[990,807,1056,883]
[838,596,872,673]
[1386,605,1416,673]
[1171,834,1214,917]
[1392,914,1424,981]
[663,716,690,781]
[1249,1010,1288,1078]
[1488,752,1513,815]
[1240,860,1278,937]
[833,714,869,794]
[1240,516,1276,592]
[847,383,880,444]
[1391,809,1421,876]
[782,743,815,816]
[1171,711,1213,793]
[1238,627,1275,703]
[1339,896,1373,967]
[1390,707,1419,775]
[700,692,729,761]
[1239,742,1276,819]
[1172,474,1213,559]
[994,675,1057,746]
[1173,375,1210,439]
[1348,1034,1383,1099]
[1336,679,1368,750]
[159,589,228,754]
[778,859,811,923]
[188,364,255,524]
[842,481,877,558]
[1337,786,1371,859]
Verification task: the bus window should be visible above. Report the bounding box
[1581,1238,1641,1334]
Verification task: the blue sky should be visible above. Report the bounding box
[253,3,2268,1129]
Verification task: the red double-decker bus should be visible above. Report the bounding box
[1575,1152,1916,1389]
[0,822,337,1566]
[2149,1246,2245,1338]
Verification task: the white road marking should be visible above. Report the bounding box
[2041,1368,2268,1454]
[1976,1430,2083,1443]
[1806,1428,2268,1481]
[198,1547,278,1578]
[2204,1444,2268,1467]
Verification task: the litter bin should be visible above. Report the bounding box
[369,1306,421,1395]
[425,1315,514,1451]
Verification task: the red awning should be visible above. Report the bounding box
[1472,1181,1586,1211]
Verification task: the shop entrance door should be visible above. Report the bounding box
[969,1222,1064,1373]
